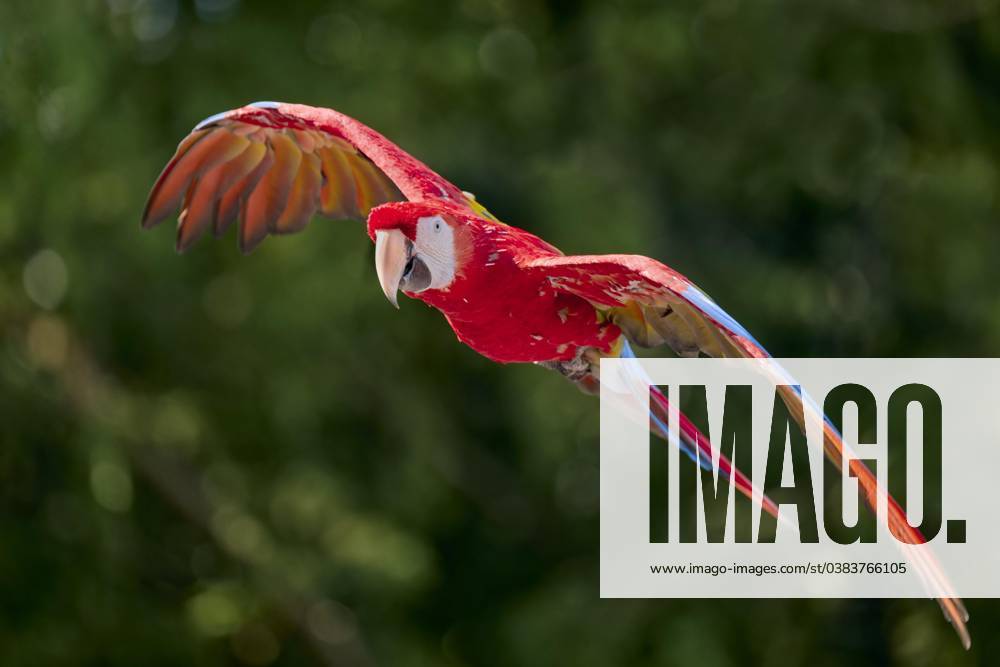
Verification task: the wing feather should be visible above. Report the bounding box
[241,133,302,252]
[144,129,249,229]
[216,145,274,237]
[177,162,226,252]
[275,152,322,234]
[318,144,360,220]
[143,101,473,251]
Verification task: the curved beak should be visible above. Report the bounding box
[374,229,409,308]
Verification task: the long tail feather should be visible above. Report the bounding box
[614,339,782,522]
[647,383,781,520]
[768,382,971,648]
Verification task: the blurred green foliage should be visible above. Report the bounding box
[2,0,999,665]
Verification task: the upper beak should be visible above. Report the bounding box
[374,229,409,308]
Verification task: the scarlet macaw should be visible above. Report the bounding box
[142,102,969,648]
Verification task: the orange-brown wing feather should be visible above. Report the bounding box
[217,149,272,238]
[143,102,483,254]
[275,152,322,235]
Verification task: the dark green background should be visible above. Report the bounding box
[3,0,999,665]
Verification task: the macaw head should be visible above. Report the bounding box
[366,201,474,307]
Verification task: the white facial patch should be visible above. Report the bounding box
[413,215,456,290]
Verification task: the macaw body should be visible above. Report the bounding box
[369,201,621,365]
[143,102,969,648]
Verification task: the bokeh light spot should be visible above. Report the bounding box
[478,26,535,79]
[151,394,202,455]
[131,0,178,43]
[195,0,240,23]
[90,460,133,513]
[213,506,274,564]
[23,249,68,310]
[26,314,69,370]
[187,587,243,637]
[305,14,364,68]
[306,599,357,645]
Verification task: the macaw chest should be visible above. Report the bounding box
[436,287,620,364]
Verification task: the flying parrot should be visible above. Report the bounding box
[142,101,969,648]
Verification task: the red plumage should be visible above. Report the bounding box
[143,102,970,649]
[367,201,620,363]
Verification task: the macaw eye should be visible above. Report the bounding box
[434,220,442,231]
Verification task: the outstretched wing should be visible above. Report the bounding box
[525,252,971,649]
[142,101,477,253]
[525,254,763,359]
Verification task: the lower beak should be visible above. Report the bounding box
[374,229,409,308]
